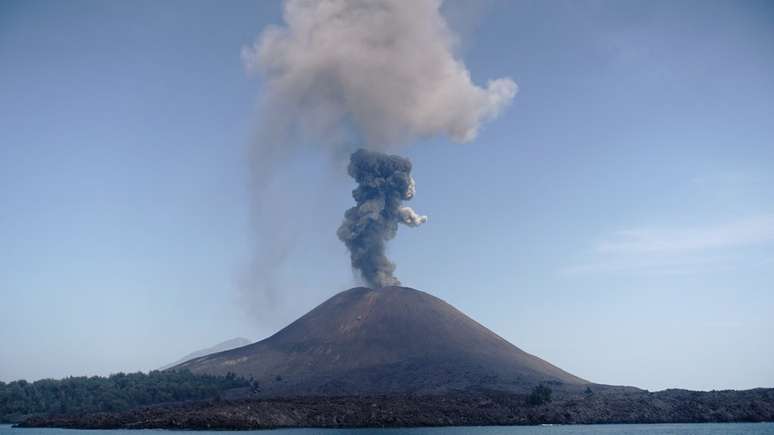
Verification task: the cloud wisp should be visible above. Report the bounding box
[567,215,774,275]
[597,215,774,255]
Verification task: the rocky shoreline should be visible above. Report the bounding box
[16,388,774,430]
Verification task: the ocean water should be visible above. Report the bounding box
[4,423,774,434]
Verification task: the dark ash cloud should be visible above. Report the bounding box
[337,149,427,287]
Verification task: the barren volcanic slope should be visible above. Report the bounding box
[176,286,587,396]
[159,337,252,370]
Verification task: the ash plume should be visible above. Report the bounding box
[243,0,517,152]
[337,149,426,288]
[241,0,517,306]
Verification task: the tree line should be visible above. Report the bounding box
[0,370,249,423]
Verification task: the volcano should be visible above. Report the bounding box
[22,287,774,430]
[176,286,587,396]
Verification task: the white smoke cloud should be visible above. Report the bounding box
[242,0,517,151]
[399,207,428,227]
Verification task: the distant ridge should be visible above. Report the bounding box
[160,337,252,370]
[176,286,587,396]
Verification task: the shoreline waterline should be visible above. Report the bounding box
[3,422,774,434]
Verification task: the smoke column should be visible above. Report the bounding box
[242,0,517,301]
[337,149,427,287]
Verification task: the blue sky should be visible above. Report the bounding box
[1,0,773,391]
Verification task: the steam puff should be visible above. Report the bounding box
[244,0,517,150]
[338,149,426,288]
[399,207,427,227]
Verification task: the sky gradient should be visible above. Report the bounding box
[1,0,773,391]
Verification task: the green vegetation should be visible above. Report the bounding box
[0,370,249,423]
[527,384,553,406]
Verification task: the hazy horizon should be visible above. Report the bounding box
[1,0,773,392]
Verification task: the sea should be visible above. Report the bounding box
[3,424,774,435]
